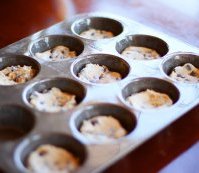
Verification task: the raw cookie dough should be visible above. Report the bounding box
[27,144,78,173]
[0,65,36,85]
[126,89,173,109]
[30,87,76,112]
[35,46,76,61]
[80,116,127,141]
[170,63,199,83]
[78,64,121,84]
[121,46,160,60]
[79,29,114,39]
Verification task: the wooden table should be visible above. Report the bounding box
[0,0,199,172]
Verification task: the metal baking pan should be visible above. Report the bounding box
[0,12,199,173]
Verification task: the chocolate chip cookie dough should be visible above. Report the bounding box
[121,46,160,60]
[80,116,127,142]
[170,63,199,83]
[79,29,114,39]
[30,87,76,112]
[78,64,121,84]
[0,65,36,85]
[27,144,78,173]
[126,89,173,109]
[35,46,76,61]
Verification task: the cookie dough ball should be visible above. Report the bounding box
[78,63,121,84]
[79,29,114,40]
[126,89,173,109]
[27,144,78,173]
[170,63,199,83]
[80,116,127,141]
[35,45,76,61]
[121,46,160,60]
[30,87,76,112]
[0,65,36,85]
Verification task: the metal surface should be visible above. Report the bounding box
[0,12,199,173]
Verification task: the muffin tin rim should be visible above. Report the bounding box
[160,51,199,86]
[118,76,181,112]
[70,53,132,86]
[22,76,87,114]
[0,53,41,87]
[13,132,88,173]
[69,102,138,145]
[115,34,170,62]
[70,16,125,41]
[28,34,86,63]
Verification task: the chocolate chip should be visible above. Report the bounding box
[39,150,48,156]
[185,64,192,71]
[177,74,185,78]
[190,71,197,76]
[91,119,98,126]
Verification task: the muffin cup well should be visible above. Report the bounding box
[0,105,35,142]
[70,103,137,144]
[29,35,84,61]
[14,133,87,172]
[116,34,169,59]
[0,54,40,86]
[23,77,87,112]
[160,52,199,85]
[120,77,180,111]
[71,17,124,41]
[70,53,131,86]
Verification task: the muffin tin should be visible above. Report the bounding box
[0,12,199,173]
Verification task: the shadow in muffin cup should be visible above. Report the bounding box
[70,53,131,86]
[119,77,180,112]
[70,103,137,144]
[71,17,124,41]
[14,133,87,172]
[23,77,87,113]
[0,105,35,142]
[29,35,85,61]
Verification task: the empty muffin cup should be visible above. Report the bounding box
[14,133,87,172]
[70,103,137,144]
[23,77,87,112]
[0,105,35,141]
[161,52,199,84]
[0,54,40,86]
[71,53,130,85]
[116,34,169,60]
[29,35,84,61]
[71,17,123,40]
[120,77,180,111]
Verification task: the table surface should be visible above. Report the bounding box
[0,1,199,173]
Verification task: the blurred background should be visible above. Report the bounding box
[0,0,199,48]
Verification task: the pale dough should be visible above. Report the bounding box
[79,29,114,39]
[0,65,35,85]
[35,46,76,61]
[170,63,199,83]
[30,87,76,112]
[121,46,160,60]
[80,116,127,141]
[126,89,173,109]
[27,144,78,173]
[78,64,121,84]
